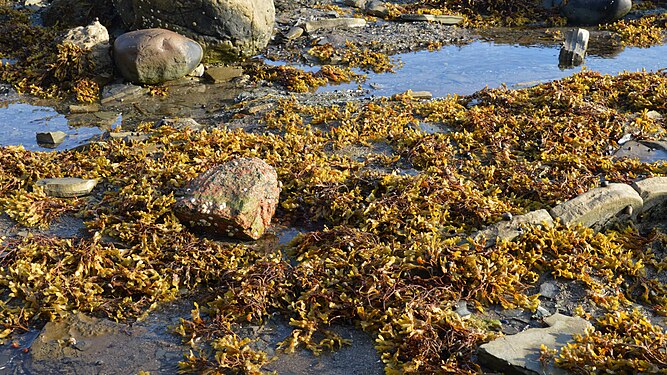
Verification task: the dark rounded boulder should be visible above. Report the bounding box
[113,29,203,84]
[561,0,632,25]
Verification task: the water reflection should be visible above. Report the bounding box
[0,103,104,151]
[320,41,667,97]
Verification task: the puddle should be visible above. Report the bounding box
[0,103,105,151]
[320,41,667,97]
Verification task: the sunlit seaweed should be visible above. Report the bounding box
[0,71,666,373]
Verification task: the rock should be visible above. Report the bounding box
[455,301,471,318]
[559,28,589,67]
[174,157,280,240]
[343,0,367,8]
[549,183,643,230]
[632,177,667,216]
[69,104,100,113]
[407,91,433,100]
[113,0,275,59]
[539,282,559,299]
[42,0,115,27]
[478,313,591,375]
[399,14,464,25]
[473,209,554,248]
[100,83,147,105]
[285,26,304,41]
[561,0,632,25]
[157,118,204,131]
[304,18,367,33]
[36,131,67,145]
[114,29,203,85]
[60,20,113,78]
[187,64,205,78]
[105,131,150,143]
[646,110,663,120]
[35,178,98,198]
[204,66,244,83]
[613,140,667,163]
[366,0,389,18]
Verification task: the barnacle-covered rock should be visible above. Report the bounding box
[174,157,280,240]
[60,20,113,79]
[113,29,203,84]
[549,183,643,231]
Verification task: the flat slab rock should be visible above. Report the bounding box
[174,157,280,240]
[35,178,98,198]
[549,183,642,230]
[632,177,667,215]
[478,313,591,374]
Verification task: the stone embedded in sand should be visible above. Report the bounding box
[478,313,591,375]
[561,0,632,25]
[35,178,98,198]
[549,183,643,230]
[113,29,203,84]
[204,66,244,83]
[174,157,280,240]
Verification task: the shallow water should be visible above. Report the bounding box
[0,102,104,151]
[322,41,667,97]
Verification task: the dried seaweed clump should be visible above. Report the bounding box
[0,71,667,373]
[0,6,99,101]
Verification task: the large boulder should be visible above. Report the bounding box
[113,29,203,84]
[174,158,280,240]
[112,0,275,60]
[60,20,113,78]
[560,0,632,25]
[42,0,116,27]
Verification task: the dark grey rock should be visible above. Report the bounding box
[561,0,632,25]
[113,29,203,84]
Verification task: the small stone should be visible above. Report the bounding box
[187,64,205,77]
[455,301,471,318]
[304,18,367,33]
[36,131,67,145]
[502,212,513,221]
[100,84,147,105]
[343,0,367,8]
[35,178,98,198]
[399,14,464,25]
[365,0,389,18]
[243,103,275,115]
[646,110,663,120]
[285,27,304,41]
[157,118,204,131]
[69,104,100,114]
[535,305,552,318]
[539,282,558,299]
[204,66,244,83]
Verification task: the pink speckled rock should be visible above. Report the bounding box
[174,158,280,240]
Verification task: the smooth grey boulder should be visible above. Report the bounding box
[113,29,203,84]
[549,183,642,230]
[112,0,275,59]
[174,157,280,240]
[478,313,591,375]
[561,0,632,25]
[35,178,98,198]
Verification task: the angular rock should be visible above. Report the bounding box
[478,313,591,375]
[36,131,67,145]
[561,0,632,25]
[473,209,554,248]
[113,29,204,85]
[304,18,367,33]
[285,26,304,41]
[113,0,275,59]
[366,0,389,18]
[174,157,280,240]
[559,28,589,67]
[60,20,112,78]
[100,83,147,104]
[549,183,642,230]
[204,66,244,83]
[35,178,98,198]
[632,177,667,215]
[399,14,464,25]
